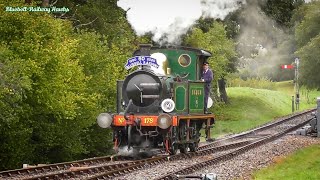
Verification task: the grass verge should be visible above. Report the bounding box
[209,84,319,138]
[200,82,320,179]
[252,144,320,180]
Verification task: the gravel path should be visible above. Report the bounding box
[113,135,320,180]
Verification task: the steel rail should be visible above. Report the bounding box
[0,109,314,180]
[0,155,126,179]
[196,108,315,152]
[25,156,167,180]
[86,139,256,180]
[0,138,253,180]
[155,115,313,180]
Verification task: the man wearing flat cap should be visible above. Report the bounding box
[201,62,214,113]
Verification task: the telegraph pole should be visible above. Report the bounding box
[294,58,300,110]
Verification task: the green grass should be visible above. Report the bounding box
[198,81,320,179]
[274,80,295,94]
[275,80,319,109]
[208,82,319,138]
[253,144,320,180]
[211,87,292,137]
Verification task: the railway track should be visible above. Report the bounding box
[154,109,315,180]
[0,132,262,180]
[86,139,258,180]
[0,137,254,180]
[0,154,131,180]
[88,109,316,180]
[0,109,315,180]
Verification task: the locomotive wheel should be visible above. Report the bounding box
[128,125,133,148]
[189,141,199,152]
[189,122,200,152]
[132,147,140,154]
[179,144,187,153]
[178,122,188,153]
[167,138,178,155]
[169,144,178,155]
[168,127,178,155]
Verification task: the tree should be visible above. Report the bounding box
[0,0,97,168]
[54,0,136,48]
[294,1,320,48]
[184,21,237,103]
[260,0,304,28]
[294,1,320,89]
[296,35,320,89]
[0,0,141,169]
[0,44,34,170]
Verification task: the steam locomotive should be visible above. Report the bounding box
[97,44,215,154]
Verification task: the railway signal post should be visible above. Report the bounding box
[281,61,299,111]
[317,97,320,137]
[294,58,300,110]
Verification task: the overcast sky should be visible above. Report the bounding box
[117,0,244,44]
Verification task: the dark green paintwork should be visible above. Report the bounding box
[118,46,211,114]
[173,81,205,114]
[151,49,198,81]
[150,48,208,114]
[188,82,204,114]
[174,82,188,112]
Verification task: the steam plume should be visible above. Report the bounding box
[236,2,294,80]
[117,0,245,44]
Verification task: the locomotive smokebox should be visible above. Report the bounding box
[123,70,163,108]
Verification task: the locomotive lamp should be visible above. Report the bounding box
[166,68,171,75]
[157,114,172,129]
[97,113,113,128]
[161,98,175,113]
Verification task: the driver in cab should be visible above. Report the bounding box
[201,62,213,113]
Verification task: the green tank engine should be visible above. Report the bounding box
[97,44,215,155]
